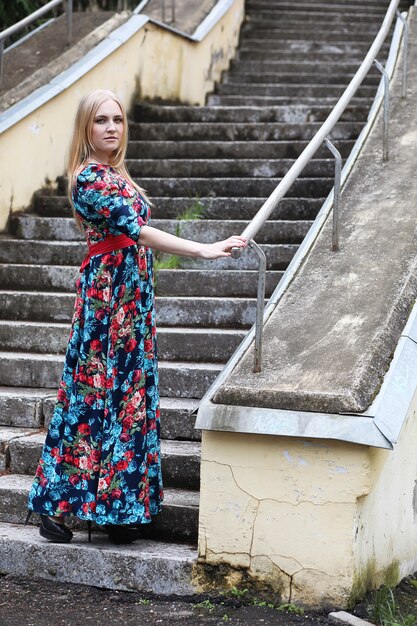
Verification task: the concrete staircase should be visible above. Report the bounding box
[0,0,412,593]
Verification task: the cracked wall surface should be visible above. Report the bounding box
[198,397,417,606]
[198,431,373,606]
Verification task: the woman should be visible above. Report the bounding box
[25,89,246,545]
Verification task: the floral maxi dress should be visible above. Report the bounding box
[28,163,163,525]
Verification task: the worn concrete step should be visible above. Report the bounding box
[33,195,325,220]
[131,121,365,142]
[229,60,379,74]
[0,238,295,270]
[0,290,257,329]
[241,29,381,43]
[0,321,246,363]
[0,386,200,440]
[243,15,383,28]
[0,474,199,541]
[224,72,379,87]
[126,139,355,160]
[0,427,37,470]
[127,158,336,178]
[155,269,281,297]
[6,430,201,488]
[136,177,333,197]
[246,0,406,8]
[9,215,313,243]
[245,0,385,14]
[237,42,390,59]
[215,83,375,99]
[0,522,198,594]
[133,104,368,124]
[0,387,55,428]
[0,266,282,297]
[0,352,220,398]
[206,95,370,107]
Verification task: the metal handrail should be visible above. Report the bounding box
[161,0,176,23]
[0,0,73,89]
[230,0,409,372]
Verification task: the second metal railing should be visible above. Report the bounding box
[231,0,409,373]
[0,0,73,89]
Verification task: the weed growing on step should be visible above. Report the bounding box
[251,598,304,615]
[137,598,150,606]
[367,585,417,626]
[194,599,216,611]
[180,195,205,221]
[154,254,182,271]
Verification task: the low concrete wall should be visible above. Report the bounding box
[197,393,417,606]
[0,0,244,231]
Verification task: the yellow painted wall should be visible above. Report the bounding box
[0,0,244,231]
[353,392,417,599]
[197,408,417,606]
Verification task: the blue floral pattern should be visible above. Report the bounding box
[27,164,163,525]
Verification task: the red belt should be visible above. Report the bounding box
[80,234,137,272]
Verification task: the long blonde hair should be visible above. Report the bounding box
[66,89,150,223]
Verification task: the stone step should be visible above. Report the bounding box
[215,83,375,99]
[0,290,257,328]
[0,474,199,541]
[6,430,201,489]
[247,14,385,26]
[9,215,313,243]
[246,0,406,8]
[0,321,246,362]
[127,158,336,178]
[224,72,379,87]
[0,239,295,270]
[0,267,282,297]
[133,105,368,124]
[33,195,325,220]
[0,522,198,594]
[126,139,355,159]
[245,0,385,14]
[237,42,390,59]
[130,121,365,141]
[150,158,335,180]
[229,60,380,74]
[241,29,381,43]
[137,176,333,197]
[0,386,200,440]
[206,95,370,107]
[0,352,220,398]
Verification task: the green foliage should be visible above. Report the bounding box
[137,598,150,606]
[276,602,304,615]
[178,197,205,221]
[154,254,182,271]
[0,0,46,32]
[229,586,249,598]
[194,599,216,611]
[368,585,417,626]
[221,614,230,622]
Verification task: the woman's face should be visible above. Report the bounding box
[90,98,124,163]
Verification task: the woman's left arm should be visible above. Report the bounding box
[138,225,247,260]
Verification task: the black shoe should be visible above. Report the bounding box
[39,515,73,543]
[105,524,143,545]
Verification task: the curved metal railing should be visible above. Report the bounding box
[0,0,73,89]
[231,0,409,372]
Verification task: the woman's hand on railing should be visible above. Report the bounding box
[199,236,247,260]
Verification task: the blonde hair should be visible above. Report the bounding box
[66,89,150,223]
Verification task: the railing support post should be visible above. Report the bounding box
[374,59,390,161]
[396,10,408,98]
[249,240,267,373]
[161,0,165,22]
[324,138,342,252]
[67,0,73,44]
[0,39,4,90]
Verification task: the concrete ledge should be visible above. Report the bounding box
[0,523,197,594]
